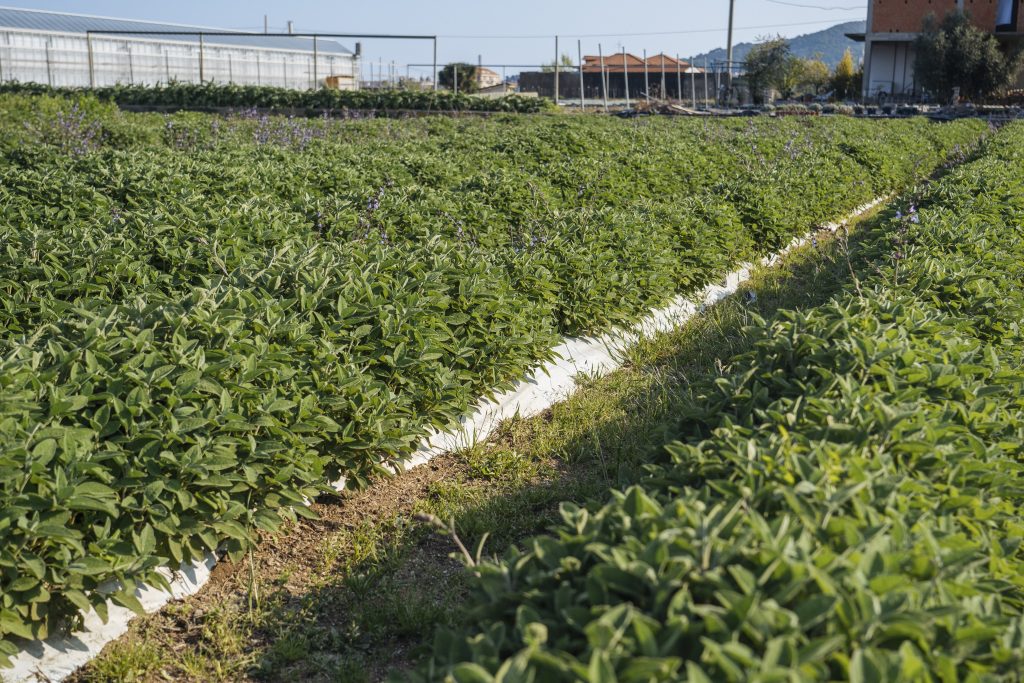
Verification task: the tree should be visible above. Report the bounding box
[776,58,806,99]
[744,37,792,103]
[437,63,479,93]
[542,54,575,73]
[831,48,860,99]
[914,11,1024,101]
[800,57,831,95]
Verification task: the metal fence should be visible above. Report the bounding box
[0,29,358,89]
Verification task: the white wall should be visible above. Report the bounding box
[865,41,917,99]
[0,29,357,89]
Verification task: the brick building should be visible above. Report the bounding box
[854,0,1023,99]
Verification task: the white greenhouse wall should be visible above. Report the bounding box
[0,29,358,89]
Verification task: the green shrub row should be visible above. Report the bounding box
[0,80,552,113]
[0,97,985,665]
[417,123,1024,681]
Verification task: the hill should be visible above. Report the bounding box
[691,21,865,69]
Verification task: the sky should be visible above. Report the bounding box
[16,0,867,80]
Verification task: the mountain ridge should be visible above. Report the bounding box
[691,21,866,69]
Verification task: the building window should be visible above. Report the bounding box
[995,0,1017,31]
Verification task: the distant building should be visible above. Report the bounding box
[520,52,704,100]
[0,6,359,89]
[851,0,1023,99]
[476,66,501,88]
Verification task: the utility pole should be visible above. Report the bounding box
[726,0,736,101]
[264,15,268,34]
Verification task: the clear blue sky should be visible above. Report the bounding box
[17,1,866,78]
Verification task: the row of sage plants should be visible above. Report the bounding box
[0,96,986,664]
[0,81,552,113]
[417,123,1024,681]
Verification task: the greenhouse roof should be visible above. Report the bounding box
[0,6,354,54]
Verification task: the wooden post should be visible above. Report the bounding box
[704,57,709,107]
[87,33,95,87]
[313,36,318,88]
[726,0,736,97]
[432,38,437,91]
[554,35,559,105]
[283,56,287,88]
[199,33,205,83]
[228,53,233,83]
[454,64,458,94]
[643,49,649,104]
[45,42,52,87]
[127,43,134,84]
[578,39,585,111]
[598,43,608,111]
[660,53,665,99]
[256,52,261,85]
[691,55,696,108]
[164,51,170,83]
[676,54,681,101]
[622,48,630,109]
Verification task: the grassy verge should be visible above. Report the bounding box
[71,201,891,683]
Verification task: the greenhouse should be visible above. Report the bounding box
[0,6,359,89]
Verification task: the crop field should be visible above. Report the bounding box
[418,124,1024,681]
[0,92,997,674]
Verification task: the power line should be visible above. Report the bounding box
[435,17,862,40]
[763,0,863,10]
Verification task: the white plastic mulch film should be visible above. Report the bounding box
[6,198,885,682]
